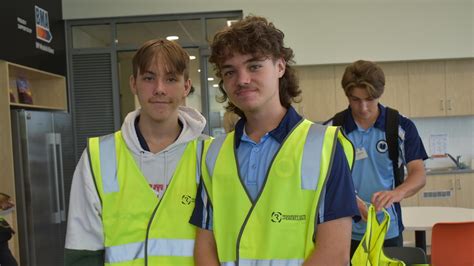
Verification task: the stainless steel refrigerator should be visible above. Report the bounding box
[11,109,75,266]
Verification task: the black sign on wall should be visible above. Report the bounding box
[0,0,66,75]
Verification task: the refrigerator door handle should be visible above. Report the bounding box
[56,133,67,221]
[47,133,61,224]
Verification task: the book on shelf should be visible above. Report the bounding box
[9,89,16,103]
[16,77,33,104]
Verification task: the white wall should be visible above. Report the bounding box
[414,116,474,169]
[61,0,473,66]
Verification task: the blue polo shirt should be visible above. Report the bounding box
[332,104,428,240]
[190,106,359,229]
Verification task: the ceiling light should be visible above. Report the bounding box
[189,55,196,60]
[212,84,219,88]
[227,20,239,27]
[208,77,214,81]
[197,69,201,72]
[166,35,179,41]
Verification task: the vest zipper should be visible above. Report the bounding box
[144,199,161,266]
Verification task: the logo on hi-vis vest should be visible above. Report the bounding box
[35,6,52,43]
[271,211,306,223]
[376,140,388,153]
[181,195,195,205]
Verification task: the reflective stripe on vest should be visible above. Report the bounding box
[301,123,327,190]
[221,258,304,266]
[206,134,226,177]
[206,122,328,188]
[99,134,119,193]
[105,239,194,264]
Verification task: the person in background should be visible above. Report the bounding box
[0,192,18,266]
[65,39,206,266]
[190,16,359,265]
[326,60,427,257]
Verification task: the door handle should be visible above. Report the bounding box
[447,99,452,111]
[47,133,61,224]
[56,133,67,222]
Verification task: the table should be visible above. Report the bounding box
[402,206,474,252]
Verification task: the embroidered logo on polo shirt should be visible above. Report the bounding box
[376,140,388,153]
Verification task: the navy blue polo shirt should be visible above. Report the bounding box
[335,104,428,240]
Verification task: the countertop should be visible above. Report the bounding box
[426,167,474,175]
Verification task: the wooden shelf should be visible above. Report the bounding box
[10,102,66,111]
[5,61,67,111]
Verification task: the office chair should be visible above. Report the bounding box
[431,221,474,266]
[383,246,427,265]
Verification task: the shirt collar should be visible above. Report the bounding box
[134,116,150,151]
[134,115,183,152]
[234,106,303,148]
[344,103,386,133]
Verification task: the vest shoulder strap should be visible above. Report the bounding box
[205,134,227,178]
[89,132,119,194]
[301,123,328,190]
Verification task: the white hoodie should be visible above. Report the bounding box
[65,106,206,250]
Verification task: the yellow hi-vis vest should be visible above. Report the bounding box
[351,205,406,266]
[88,131,205,266]
[201,119,354,265]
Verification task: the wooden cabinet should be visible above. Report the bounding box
[295,65,337,122]
[401,194,419,207]
[408,61,446,118]
[418,174,457,207]
[334,65,348,113]
[378,62,411,116]
[0,60,67,263]
[445,59,473,116]
[417,173,474,208]
[455,173,474,208]
[297,58,472,121]
[408,59,474,118]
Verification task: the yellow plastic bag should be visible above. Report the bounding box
[351,205,405,266]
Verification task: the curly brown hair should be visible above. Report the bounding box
[209,16,301,117]
[341,60,385,99]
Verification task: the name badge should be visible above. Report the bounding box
[355,147,368,160]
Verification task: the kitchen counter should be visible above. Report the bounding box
[426,167,474,175]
